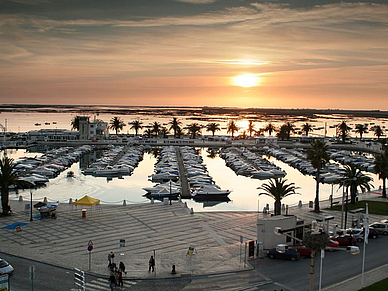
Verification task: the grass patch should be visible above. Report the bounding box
[360,277,388,290]
[326,200,388,216]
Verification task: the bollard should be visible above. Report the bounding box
[43,197,47,204]
[190,207,194,214]
[151,198,154,204]
[171,265,176,274]
[286,205,289,215]
[19,195,23,202]
[298,200,302,207]
[123,199,126,206]
[184,202,188,208]
[69,198,73,204]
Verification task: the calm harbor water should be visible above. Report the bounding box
[2,110,384,212]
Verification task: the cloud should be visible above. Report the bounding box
[173,0,216,4]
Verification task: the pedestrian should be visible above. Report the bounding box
[148,255,155,272]
[109,273,116,291]
[119,261,127,275]
[117,271,123,287]
[108,251,114,268]
[111,252,116,271]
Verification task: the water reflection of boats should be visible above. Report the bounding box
[193,197,231,208]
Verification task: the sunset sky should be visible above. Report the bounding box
[1,0,388,109]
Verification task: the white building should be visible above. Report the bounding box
[79,116,109,140]
[257,215,305,250]
[27,129,79,142]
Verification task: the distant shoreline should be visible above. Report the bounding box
[0,104,388,119]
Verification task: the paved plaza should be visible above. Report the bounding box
[0,190,387,290]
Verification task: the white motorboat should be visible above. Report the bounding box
[191,184,231,199]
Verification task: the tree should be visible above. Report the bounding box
[169,117,182,138]
[302,123,313,137]
[151,122,162,137]
[109,117,126,135]
[340,164,373,204]
[144,128,152,138]
[176,126,184,138]
[284,122,295,139]
[374,126,384,140]
[206,123,220,136]
[130,120,143,136]
[355,124,368,140]
[247,121,255,137]
[277,125,288,141]
[70,115,84,131]
[306,139,330,213]
[258,178,300,215]
[263,123,276,136]
[160,127,169,138]
[0,157,31,215]
[303,229,329,291]
[337,121,351,143]
[187,123,201,139]
[227,120,239,138]
[374,150,388,198]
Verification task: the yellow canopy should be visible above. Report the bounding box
[73,195,100,206]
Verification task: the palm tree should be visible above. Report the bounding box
[374,150,388,198]
[340,164,373,204]
[258,178,300,215]
[247,121,255,137]
[187,123,201,139]
[151,122,162,137]
[130,120,143,136]
[277,124,288,141]
[109,117,126,135]
[169,117,182,138]
[374,126,384,140]
[306,139,330,213]
[70,115,84,131]
[176,126,184,138]
[206,123,221,136]
[355,124,368,140]
[263,123,276,136]
[302,123,313,137]
[284,122,295,139]
[160,127,169,138]
[227,120,239,138]
[337,121,351,143]
[0,157,31,215]
[144,128,152,138]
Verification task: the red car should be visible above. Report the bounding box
[331,234,357,246]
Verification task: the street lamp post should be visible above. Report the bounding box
[30,190,33,221]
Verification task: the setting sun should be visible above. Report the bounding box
[233,74,260,88]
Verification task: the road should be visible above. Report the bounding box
[1,235,388,290]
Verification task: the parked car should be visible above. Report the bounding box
[370,223,388,235]
[328,239,340,250]
[0,258,14,275]
[267,248,300,261]
[364,228,379,239]
[331,234,357,246]
[346,228,364,242]
[292,245,311,257]
[380,219,388,224]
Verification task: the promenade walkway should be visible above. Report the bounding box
[0,189,387,290]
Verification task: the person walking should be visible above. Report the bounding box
[148,255,155,272]
[109,273,116,291]
[117,271,123,287]
[108,251,114,268]
[119,261,127,275]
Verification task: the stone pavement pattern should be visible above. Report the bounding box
[1,190,387,290]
